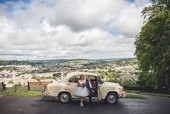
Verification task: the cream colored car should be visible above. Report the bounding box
[45,72,126,104]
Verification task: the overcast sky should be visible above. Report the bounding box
[0,0,150,60]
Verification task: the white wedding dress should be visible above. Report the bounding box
[75,80,89,97]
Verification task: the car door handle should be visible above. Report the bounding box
[67,84,71,85]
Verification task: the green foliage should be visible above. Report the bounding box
[32,76,52,81]
[0,60,30,65]
[122,78,137,87]
[135,0,170,89]
[8,81,14,84]
[98,70,118,82]
[126,93,146,99]
[0,91,43,97]
[52,73,61,79]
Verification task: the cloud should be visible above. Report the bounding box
[49,0,126,31]
[0,0,150,60]
[108,4,143,37]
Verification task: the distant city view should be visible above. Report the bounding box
[0,58,139,88]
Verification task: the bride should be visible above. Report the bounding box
[75,74,89,106]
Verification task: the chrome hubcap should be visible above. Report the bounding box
[108,94,116,103]
[60,93,69,102]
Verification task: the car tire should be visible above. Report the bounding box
[106,92,118,104]
[58,92,71,103]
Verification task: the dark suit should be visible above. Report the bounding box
[2,82,6,91]
[86,80,93,102]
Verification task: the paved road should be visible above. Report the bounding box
[0,95,170,114]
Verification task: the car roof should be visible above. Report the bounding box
[63,72,98,82]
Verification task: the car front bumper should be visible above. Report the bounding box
[118,91,127,98]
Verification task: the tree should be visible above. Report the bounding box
[135,0,170,89]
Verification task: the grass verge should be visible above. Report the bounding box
[0,91,145,99]
[142,93,170,98]
[126,93,146,99]
[0,91,43,97]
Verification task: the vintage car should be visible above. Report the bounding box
[44,72,126,104]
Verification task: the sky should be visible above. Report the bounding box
[0,0,151,60]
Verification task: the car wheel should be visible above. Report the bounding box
[59,92,71,103]
[106,92,118,104]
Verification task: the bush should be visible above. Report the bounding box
[122,78,136,87]
[121,78,140,90]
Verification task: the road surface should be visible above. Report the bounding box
[0,95,170,114]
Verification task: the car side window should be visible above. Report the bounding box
[68,76,75,83]
[68,75,80,83]
[75,75,80,83]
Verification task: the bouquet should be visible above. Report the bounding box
[82,83,86,88]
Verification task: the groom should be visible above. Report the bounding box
[86,76,93,103]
